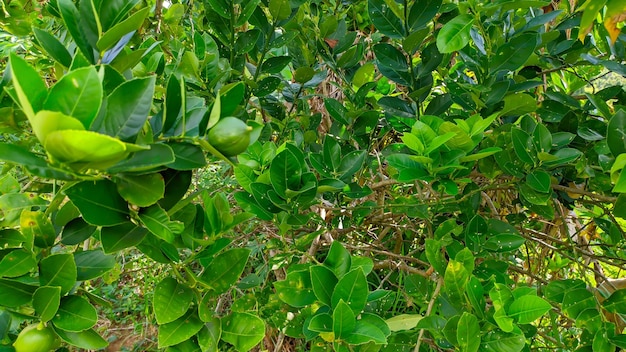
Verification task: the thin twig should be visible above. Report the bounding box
[414,277,443,352]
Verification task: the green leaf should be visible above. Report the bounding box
[436,14,474,53]
[493,307,514,332]
[44,66,102,129]
[444,260,469,301]
[33,286,61,322]
[602,288,626,314]
[0,144,74,181]
[33,27,73,67]
[220,82,246,116]
[0,279,37,307]
[526,171,551,193]
[331,269,368,314]
[490,33,538,74]
[308,312,333,332]
[508,295,552,324]
[107,144,176,174]
[138,204,184,243]
[30,110,85,146]
[101,222,149,253]
[310,265,338,306]
[481,330,525,352]
[270,147,304,199]
[158,309,204,348]
[58,0,95,63]
[261,56,291,74]
[221,312,265,352]
[74,249,116,280]
[116,173,165,207]
[338,150,366,181]
[20,210,57,248]
[294,67,315,84]
[61,218,96,245]
[343,319,388,345]
[52,295,98,331]
[197,318,221,352]
[501,93,537,117]
[54,327,108,350]
[44,130,144,170]
[385,314,422,332]
[200,248,250,294]
[8,53,48,120]
[484,234,526,252]
[39,253,77,295]
[607,110,626,156]
[66,180,129,226]
[99,76,156,142]
[153,277,194,324]
[0,249,36,278]
[333,300,356,339]
[324,241,352,278]
[374,43,410,85]
[275,269,316,307]
[269,0,291,21]
[457,312,480,352]
[511,127,536,165]
[0,193,46,228]
[368,0,405,38]
[408,0,441,31]
[459,147,502,162]
[167,142,207,170]
[97,7,150,51]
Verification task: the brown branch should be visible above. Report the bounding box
[552,184,617,203]
[373,260,430,278]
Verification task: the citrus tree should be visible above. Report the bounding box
[1,0,626,351]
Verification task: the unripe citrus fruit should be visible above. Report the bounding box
[13,323,60,352]
[207,117,252,157]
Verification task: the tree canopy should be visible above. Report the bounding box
[1,0,626,351]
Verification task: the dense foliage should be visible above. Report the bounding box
[1,0,626,351]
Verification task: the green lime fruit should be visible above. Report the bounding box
[207,117,252,157]
[13,323,60,352]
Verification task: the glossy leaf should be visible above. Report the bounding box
[101,222,148,253]
[8,53,48,119]
[33,286,61,322]
[66,180,129,226]
[331,268,368,314]
[39,253,77,294]
[0,279,37,307]
[221,312,265,351]
[97,7,150,51]
[52,295,98,331]
[74,250,116,280]
[44,66,102,129]
[275,269,316,307]
[368,0,405,38]
[607,110,626,156]
[138,204,183,243]
[333,300,356,339]
[158,309,204,348]
[33,27,73,67]
[324,241,352,278]
[200,248,250,294]
[508,295,552,324]
[0,249,36,278]
[602,288,626,314]
[61,218,96,245]
[99,76,156,142]
[457,312,480,352]
[153,277,194,324]
[54,327,108,350]
[116,173,165,207]
[436,14,474,53]
[490,33,538,73]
